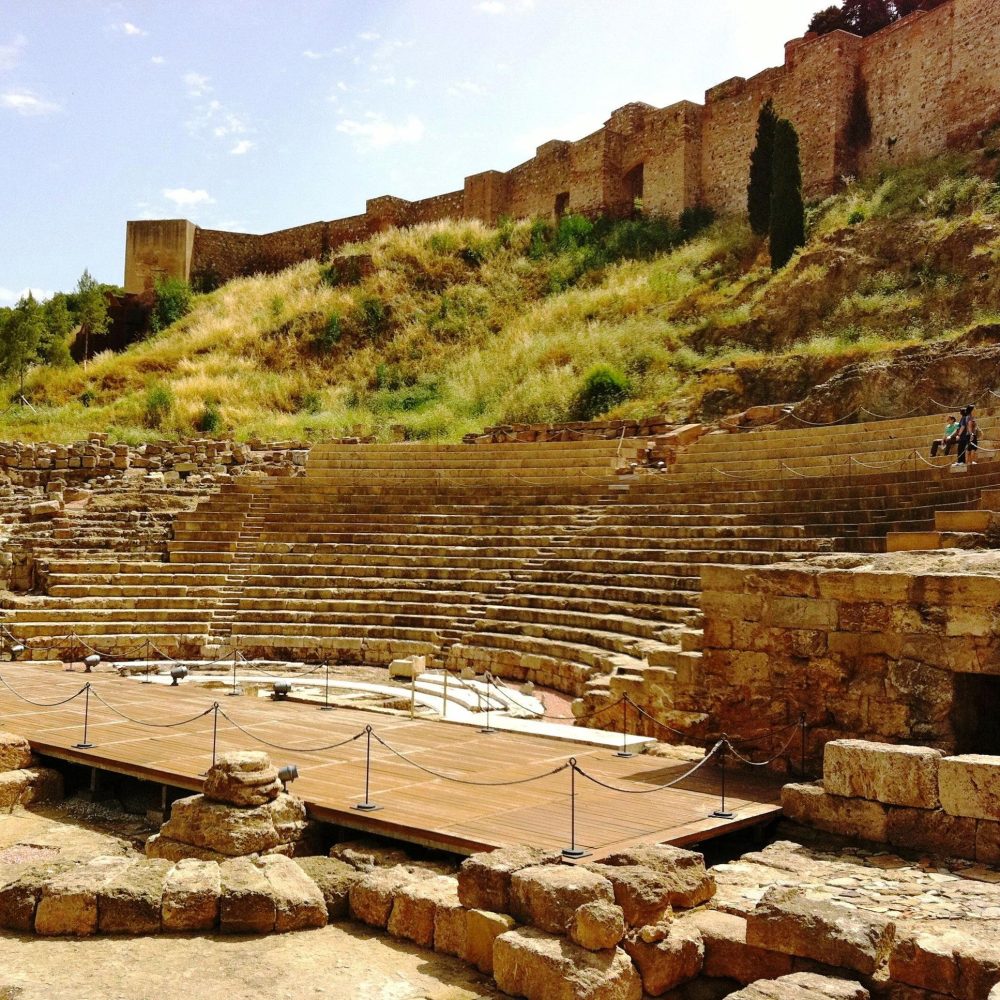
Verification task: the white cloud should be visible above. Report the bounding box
[162,187,214,207]
[448,80,485,97]
[229,139,254,155]
[303,49,327,59]
[183,71,211,97]
[358,31,381,41]
[336,113,424,150]
[151,55,166,65]
[476,0,533,11]
[0,34,26,73]
[1,89,60,116]
[212,110,249,138]
[114,21,147,37]
[0,286,53,306]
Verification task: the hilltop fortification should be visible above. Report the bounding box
[124,0,1000,293]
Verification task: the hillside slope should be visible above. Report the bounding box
[10,152,1000,444]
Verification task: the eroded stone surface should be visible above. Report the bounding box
[257,854,327,932]
[349,866,423,929]
[97,858,171,934]
[35,856,131,936]
[465,908,516,974]
[387,874,459,949]
[746,886,895,976]
[586,864,674,927]
[823,740,943,809]
[0,733,33,772]
[622,920,704,996]
[493,926,641,1000]
[688,909,794,984]
[219,856,275,934]
[509,864,615,934]
[598,845,715,909]
[939,755,1000,821]
[293,855,359,920]
[202,751,282,808]
[457,846,562,912]
[781,783,889,842]
[568,899,626,952]
[726,973,869,1000]
[161,858,220,932]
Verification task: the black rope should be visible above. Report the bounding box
[371,731,571,786]
[571,741,724,794]
[723,729,800,767]
[0,671,88,708]
[89,690,216,729]
[217,708,368,753]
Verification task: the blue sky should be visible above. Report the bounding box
[0,0,822,303]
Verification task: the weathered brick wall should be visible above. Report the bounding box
[124,0,1000,290]
[693,557,1000,767]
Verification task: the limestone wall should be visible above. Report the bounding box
[693,555,1000,768]
[783,738,1000,863]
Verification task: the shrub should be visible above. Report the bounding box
[144,382,174,428]
[79,388,95,408]
[300,390,323,414]
[571,365,631,420]
[313,313,342,353]
[151,277,193,332]
[848,209,866,225]
[195,400,222,434]
[680,205,716,238]
[357,296,389,337]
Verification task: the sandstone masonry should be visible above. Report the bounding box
[124,0,1000,293]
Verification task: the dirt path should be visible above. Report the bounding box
[0,926,501,1000]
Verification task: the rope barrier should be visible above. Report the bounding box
[723,728,800,768]
[217,708,368,754]
[0,671,88,708]
[572,740,725,794]
[371,730,572,786]
[89,690,216,729]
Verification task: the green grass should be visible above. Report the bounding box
[6,151,1000,443]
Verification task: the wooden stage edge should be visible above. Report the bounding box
[1,664,784,859]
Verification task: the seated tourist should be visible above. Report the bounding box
[931,415,960,457]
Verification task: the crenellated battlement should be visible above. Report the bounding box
[124,0,1000,293]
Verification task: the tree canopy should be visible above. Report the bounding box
[769,119,806,271]
[808,0,947,37]
[747,100,778,237]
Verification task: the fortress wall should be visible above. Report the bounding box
[124,220,195,294]
[700,32,862,214]
[124,0,1000,292]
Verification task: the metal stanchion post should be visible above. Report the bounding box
[711,740,734,819]
[800,714,808,778]
[479,673,496,735]
[616,696,633,759]
[74,683,95,749]
[562,759,589,859]
[228,654,239,697]
[353,725,381,812]
[320,662,333,711]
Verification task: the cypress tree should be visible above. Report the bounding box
[769,118,806,271]
[747,100,778,236]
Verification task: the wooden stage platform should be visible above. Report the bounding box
[0,664,782,858]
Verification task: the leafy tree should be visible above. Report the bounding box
[809,5,846,33]
[747,100,778,236]
[151,276,193,332]
[76,268,109,364]
[571,365,631,420]
[39,294,74,367]
[0,294,44,397]
[769,119,806,271]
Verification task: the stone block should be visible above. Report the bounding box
[349,866,421,929]
[330,838,413,871]
[623,921,705,996]
[256,854,326,932]
[726,973,870,1000]
[890,929,1000,1000]
[568,900,626,951]
[202,751,281,807]
[598,845,714,909]
[976,820,1000,865]
[97,859,171,934]
[162,859,221,932]
[823,740,942,809]
[387,875,458,949]
[939,755,1000,820]
[219,857,276,934]
[457,846,562,912]
[509,864,615,934]
[746,886,895,976]
[0,768,64,811]
[886,806,976,859]
[433,890,468,958]
[0,733,32,771]
[293,856,359,920]
[689,910,794,984]
[35,857,131,936]
[586,864,674,927]
[0,861,71,932]
[781,783,888,842]
[494,927,641,1000]
[464,908,515,974]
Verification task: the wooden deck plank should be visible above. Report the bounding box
[0,664,782,855]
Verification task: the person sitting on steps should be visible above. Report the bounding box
[931,414,960,458]
[955,405,979,467]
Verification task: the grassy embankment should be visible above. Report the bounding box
[11,152,1000,444]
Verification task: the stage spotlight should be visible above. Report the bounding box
[83,653,101,673]
[170,665,189,686]
[272,679,292,700]
[277,764,299,791]
[9,643,24,660]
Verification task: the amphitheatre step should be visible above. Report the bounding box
[935,510,994,532]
